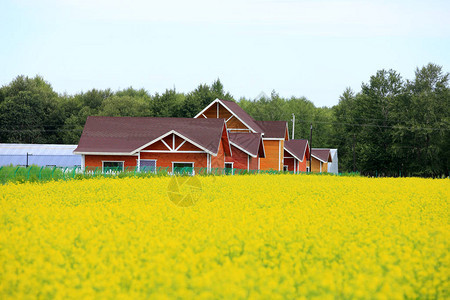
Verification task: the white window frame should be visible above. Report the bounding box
[102,161,125,173]
[172,162,195,175]
[283,165,289,172]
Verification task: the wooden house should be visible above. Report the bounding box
[226,132,265,172]
[309,148,333,173]
[73,116,231,173]
[284,139,310,173]
[195,99,288,171]
[255,120,289,171]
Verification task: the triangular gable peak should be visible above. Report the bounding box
[194,99,262,133]
[137,130,215,155]
[311,148,333,163]
[284,140,309,162]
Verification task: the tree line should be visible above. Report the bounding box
[0,63,448,176]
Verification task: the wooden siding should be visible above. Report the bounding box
[249,155,258,170]
[284,150,308,173]
[226,115,249,130]
[85,155,138,169]
[140,152,207,169]
[174,135,184,148]
[178,140,202,151]
[143,140,169,151]
[203,105,218,118]
[310,157,324,173]
[284,156,295,172]
[225,145,248,170]
[259,139,283,171]
[199,102,251,131]
[297,158,308,172]
[211,138,225,168]
[219,105,232,119]
[141,133,202,152]
[225,145,259,171]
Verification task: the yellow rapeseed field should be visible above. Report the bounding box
[0,175,448,299]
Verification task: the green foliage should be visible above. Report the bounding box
[333,63,449,176]
[0,75,62,143]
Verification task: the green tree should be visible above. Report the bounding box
[58,88,113,144]
[352,69,404,175]
[0,75,63,143]
[99,95,152,117]
[332,88,358,172]
[393,63,450,176]
[152,89,185,117]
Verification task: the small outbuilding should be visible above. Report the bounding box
[284,139,310,173]
[310,148,333,173]
[226,132,265,172]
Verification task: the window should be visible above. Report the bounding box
[283,165,288,172]
[225,162,234,175]
[306,166,310,172]
[103,161,124,172]
[172,162,194,175]
[140,159,156,173]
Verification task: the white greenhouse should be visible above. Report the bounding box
[0,144,81,167]
[327,149,338,174]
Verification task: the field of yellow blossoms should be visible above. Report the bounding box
[0,175,448,299]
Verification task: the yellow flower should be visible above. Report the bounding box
[0,175,448,299]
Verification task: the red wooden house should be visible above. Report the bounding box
[73,116,231,173]
[226,132,265,171]
[195,99,288,171]
[284,139,310,173]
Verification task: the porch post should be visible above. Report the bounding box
[137,152,141,172]
[81,154,85,171]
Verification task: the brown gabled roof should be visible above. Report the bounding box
[311,148,332,163]
[285,139,309,162]
[255,120,288,139]
[219,100,264,133]
[74,116,228,156]
[228,133,265,158]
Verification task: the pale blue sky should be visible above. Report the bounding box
[1,0,449,107]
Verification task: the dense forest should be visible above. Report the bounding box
[0,63,448,176]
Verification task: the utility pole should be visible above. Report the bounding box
[26,152,30,168]
[309,123,312,172]
[353,134,356,172]
[291,113,295,139]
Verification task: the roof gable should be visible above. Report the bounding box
[228,132,265,158]
[194,99,263,133]
[311,148,332,163]
[284,139,309,162]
